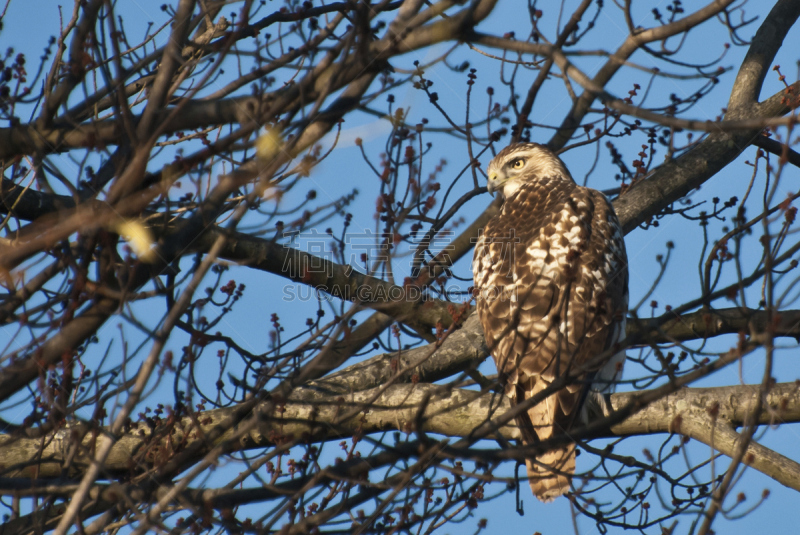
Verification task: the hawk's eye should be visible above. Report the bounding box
[511,158,525,169]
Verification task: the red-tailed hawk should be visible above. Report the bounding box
[472,143,628,502]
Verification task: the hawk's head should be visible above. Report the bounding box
[486,143,573,198]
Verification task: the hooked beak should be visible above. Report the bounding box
[486,171,505,196]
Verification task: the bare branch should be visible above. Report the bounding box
[3,383,799,491]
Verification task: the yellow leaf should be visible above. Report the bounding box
[117,220,156,262]
[256,126,283,162]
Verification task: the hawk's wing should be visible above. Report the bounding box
[473,179,627,501]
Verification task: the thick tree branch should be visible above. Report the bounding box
[309,306,800,398]
[727,0,800,113]
[2,383,798,491]
[628,307,800,343]
[202,228,458,329]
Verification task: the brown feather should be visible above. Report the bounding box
[474,143,628,502]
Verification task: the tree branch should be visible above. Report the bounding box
[753,134,800,168]
[2,382,799,491]
[727,0,800,113]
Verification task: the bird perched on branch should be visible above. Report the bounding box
[472,142,628,502]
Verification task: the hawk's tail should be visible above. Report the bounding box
[514,378,578,502]
[526,444,575,502]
